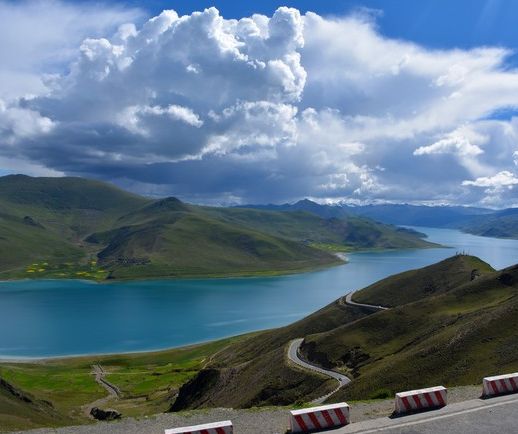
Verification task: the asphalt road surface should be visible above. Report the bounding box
[288,338,350,386]
[331,393,518,433]
[341,291,390,311]
[287,338,350,403]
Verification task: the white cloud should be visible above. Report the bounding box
[0,0,143,100]
[462,171,518,188]
[0,99,54,144]
[414,128,485,157]
[1,5,518,206]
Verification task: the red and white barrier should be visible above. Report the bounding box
[395,386,447,414]
[164,420,232,434]
[483,373,518,397]
[289,402,350,433]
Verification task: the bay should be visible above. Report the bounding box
[1,227,517,358]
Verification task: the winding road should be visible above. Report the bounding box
[287,291,389,403]
[92,364,122,399]
[288,338,350,404]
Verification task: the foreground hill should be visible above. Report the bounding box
[0,255,515,431]
[0,378,67,431]
[171,255,518,409]
[0,175,435,280]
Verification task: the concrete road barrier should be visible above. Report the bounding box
[395,386,447,414]
[164,420,232,434]
[289,402,350,433]
[483,373,518,397]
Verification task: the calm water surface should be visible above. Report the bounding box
[1,227,517,358]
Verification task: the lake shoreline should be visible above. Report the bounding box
[0,332,256,364]
[1,227,514,360]
[0,257,346,284]
[0,243,448,284]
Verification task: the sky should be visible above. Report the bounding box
[1,0,518,207]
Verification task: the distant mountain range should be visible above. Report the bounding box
[238,199,518,239]
[0,175,434,281]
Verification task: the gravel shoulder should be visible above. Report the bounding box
[7,385,482,434]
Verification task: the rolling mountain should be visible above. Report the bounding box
[240,199,518,240]
[171,255,518,409]
[456,208,518,239]
[0,175,435,280]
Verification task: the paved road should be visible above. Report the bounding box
[288,338,350,403]
[287,291,388,402]
[341,291,390,311]
[330,393,518,433]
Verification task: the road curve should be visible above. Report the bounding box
[92,364,122,398]
[82,364,122,418]
[287,291,388,403]
[340,291,390,311]
[288,338,350,404]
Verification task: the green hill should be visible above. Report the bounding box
[0,175,436,280]
[0,377,68,431]
[455,208,518,239]
[0,174,150,237]
[171,255,518,409]
[1,255,516,430]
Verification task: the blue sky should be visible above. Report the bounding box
[115,0,518,50]
[0,0,518,207]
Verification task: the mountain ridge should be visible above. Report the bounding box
[239,199,518,239]
[0,175,435,280]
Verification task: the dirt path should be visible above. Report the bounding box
[82,365,121,418]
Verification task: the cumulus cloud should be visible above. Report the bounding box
[462,170,518,206]
[0,0,143,99]
[1,4,518,206]
[0,99,54,144]
[414,128,485,157]
[462,171,518,188]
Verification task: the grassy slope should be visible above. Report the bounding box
[171,255,517,410]
[86,199,341,279]
[0,175,437,280]
[83,199,436,280]
[352,255,494,307]
[0,378,67,432]
[0,175,150,237]
[171,294,376,410]
[456,209,518,239]
[1,255,516,430]
[0,212,83,273]
[0,175,149,279]
[300,257,518,401]
[203,206,435,250]
[0,336,242,432]
[173,259,465,410]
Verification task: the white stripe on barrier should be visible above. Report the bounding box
[395,386,447,414]
[290,402,350,433]
[164,420,232,434]
[483,373,518,397]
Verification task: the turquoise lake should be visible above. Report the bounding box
[1,227,517,358]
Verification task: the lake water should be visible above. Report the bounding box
[1,227,517,358]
